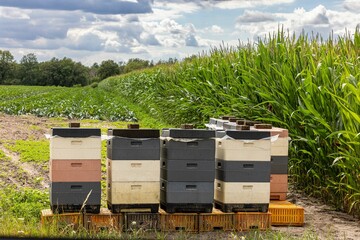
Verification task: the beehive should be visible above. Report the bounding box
[160,128,215,213]
[251,126,289,200]
[214,130,271,213]
[107,128,160,213]
[49,127,102,213]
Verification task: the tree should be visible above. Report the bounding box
[18,53,39,85]
[38,57,89,87]
[124,58,150,73]
[98,60,120,80]
[0,50,16,84]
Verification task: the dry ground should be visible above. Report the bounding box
[0,113,359,239]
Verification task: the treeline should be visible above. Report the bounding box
[0,50,177,87]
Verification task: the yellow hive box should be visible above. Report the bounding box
[269,201,304,226]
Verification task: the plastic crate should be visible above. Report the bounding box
[124,212,160,231]
[84,208,122,232]
[41,209,83,229]
[159,209,199,232]
[234,212,271,231]
[269,201,304,226]
[199,208,235,231]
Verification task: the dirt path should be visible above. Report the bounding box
[0,113,359,239]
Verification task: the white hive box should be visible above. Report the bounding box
[107,181,160,204]
[215,139,271,161]
[214,179,270,204]
[50,137,101,160]
[107,159,160,182]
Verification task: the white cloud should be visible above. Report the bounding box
[155,0,295,10]
[237,10,275,23]
[343,0,360,13]
[235,4,359,41]
[0,0,153,14]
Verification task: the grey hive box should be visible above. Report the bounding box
[271,156,288,174]
[225,130,270,140]
[161,128,215,139]
[50,182,101,213]
[107,137,160,160]
[51,128,101,138]
[215,159,271,182]
[161,139,215,161]
[108,129,160,138]
[161,160,215,182]
[160,179,214,213]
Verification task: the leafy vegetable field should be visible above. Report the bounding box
[99,29,360,216]
[0,86,136,121]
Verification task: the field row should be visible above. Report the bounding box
[0,86,136,121]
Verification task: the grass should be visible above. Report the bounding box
[4,140,49,163]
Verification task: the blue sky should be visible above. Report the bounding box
[0,0,359,65]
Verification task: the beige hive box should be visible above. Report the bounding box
[107,181,160,205]
[215,139,271,161]
[214,179,270,204]
[107,159,160,182]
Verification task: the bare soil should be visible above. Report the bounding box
[0,113,359,239]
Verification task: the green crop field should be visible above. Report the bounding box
[0,86,136,121]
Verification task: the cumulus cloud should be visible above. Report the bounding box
[185,34,199,47]
[0,0,153,14]
[155,0,295,10]
[235,4,360,42]
[343,0,360,13]
[237,10,275,23]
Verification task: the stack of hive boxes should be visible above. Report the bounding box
[214,130,271,212]
[251,125,289,200]
[49,126,102,213]
[107,127,160,213]
[160,128,215,213]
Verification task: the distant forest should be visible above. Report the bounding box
[0,50,178,87]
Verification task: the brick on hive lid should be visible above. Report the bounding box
[127,123,140,129]
[69,122,80,128]
[180,124,194,129]
[254,123,273,129]
[236,125,250,131]
[221,116,235,120]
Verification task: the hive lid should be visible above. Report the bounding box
[161,128,215,138]
[51,128,101,137]
[108,129,160,138]
[225,130,270,140]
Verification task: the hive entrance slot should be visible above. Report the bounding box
[131,141,142,146]
[213,226,224,231]
[175,227,186,231]
[187,142,198,147]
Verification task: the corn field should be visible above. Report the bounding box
[99,29,360,216]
